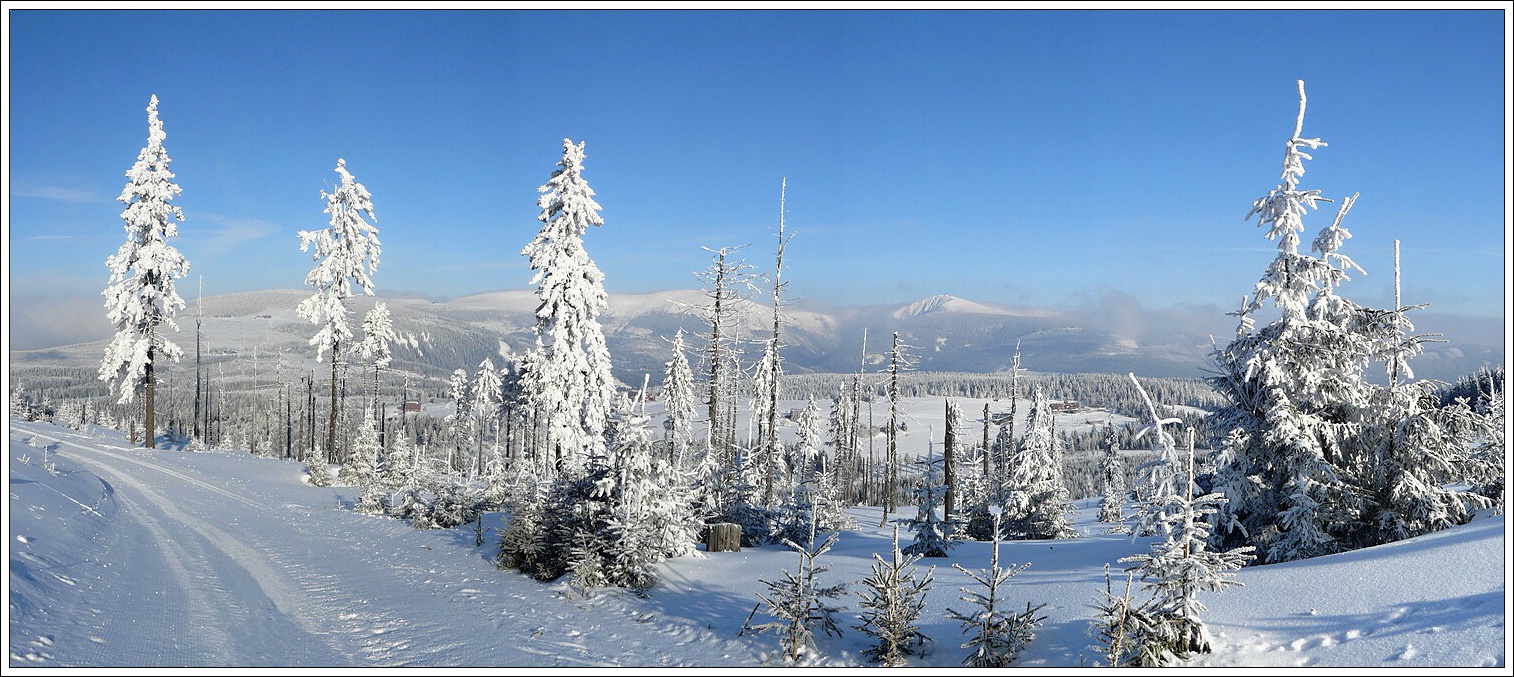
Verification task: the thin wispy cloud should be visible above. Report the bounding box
[12,183,101,203]
[191,213,281,258]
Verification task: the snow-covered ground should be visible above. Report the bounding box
[7,418,1508,668]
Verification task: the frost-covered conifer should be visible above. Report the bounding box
[881,332,914,523]
[355,302,395,418]
[1120,433,1254,663]
[956,445,999,541]
[341,405,381,488]
[99,95,191,448]
[946,514,1046,667]
[1207,81,1487,563]
[1088,564,1160,667]
[855,525,934,666]
[1096,423,1127,528]
[297,158,380,459]
[752,508,847,665]
[1001,388,1075,540]
[900,443,963,557]
[471,358,503,473]
[351,410,386,513]
[663,329,697,463]
[306,445,333,488]
[595,400,702,590]
[774,398,848,542]
[1128,373,1188,537]
[381,426,416,490]
[520,139,616,469]
[756,180,793,508]
[691,245,754,466]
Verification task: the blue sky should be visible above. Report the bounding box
[6,9,1508,350]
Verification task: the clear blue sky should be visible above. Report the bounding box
[6,9,1508,345]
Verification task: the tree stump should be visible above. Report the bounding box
[707,523,741,552]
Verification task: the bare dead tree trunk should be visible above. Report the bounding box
[944,399,958,519]
[328,342,339,463]
[145,345,156,449]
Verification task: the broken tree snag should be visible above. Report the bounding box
[707,523,742,552]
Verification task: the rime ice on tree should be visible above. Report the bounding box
[99,95,191,449]
[297,158,381,460]
[1206,81,1490,564]
[520,139,615,469]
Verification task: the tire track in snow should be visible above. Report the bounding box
[17,425,359,664]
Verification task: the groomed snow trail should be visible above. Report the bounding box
[8,421,752,667]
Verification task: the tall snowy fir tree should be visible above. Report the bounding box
[663,329,697,462]
[521,138,616,470]
[1205,81,1490,564]
[99,95,191,449]
[1097,422,1127,527]
[354,302,396,423]
[1129,373,1188,537]
[297,158,381,463]
[1001,388,1075,540]
[471,358,503,474]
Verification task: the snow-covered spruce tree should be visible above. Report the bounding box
[1096,423,1128,529]
[1087,563,1160,667]
[1119,430,1254,664]
[855,525,935,666]
[495,470,552,575]
[99,95,191,449]
[380,421,416,490]
[774,397,848,544]
[829,388,859,503]
[500,399,699,591]
[306,444,334,487]
[753,334,786,508]
[297,158,380,462]
[352,409,386,513]
[354,302,395,423]
[956,445,999,541]
[751,507,847,665]
[945,514,1047,667]
[471,358,503,475]
[498,354,528,466]
[663,329,698,464]
[520,139,616,471]
[595,407,702,592]
[445,368,474,470]
[1128,373,1188,538]
[1001,388,1075,540]
[1465,375,1505,512]
[900,442,963,558]
[1206,81,1488,563]
[481,441,510,510]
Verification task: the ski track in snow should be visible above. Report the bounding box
[9,423,741,667]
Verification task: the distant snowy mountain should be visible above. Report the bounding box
[891,294,1037,319]
[10,288,1500,389]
